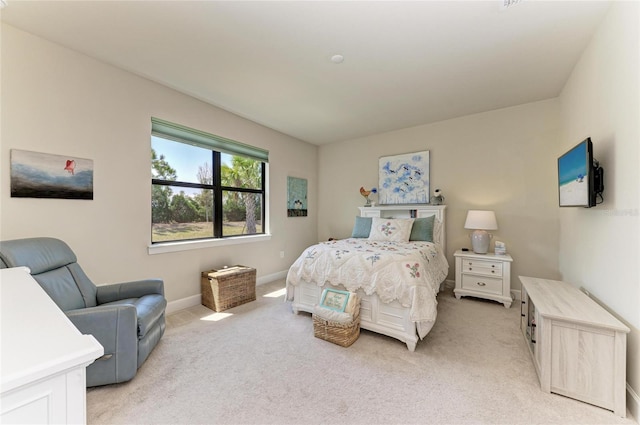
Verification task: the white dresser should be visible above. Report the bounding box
[519,276,629,417]
[1,267,103,424]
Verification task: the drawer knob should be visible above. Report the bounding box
[476,282,486,287]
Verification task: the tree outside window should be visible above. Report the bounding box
[151,134,265,243]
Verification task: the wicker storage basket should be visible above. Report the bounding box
[201,266,256,312]
[313,303,360,347]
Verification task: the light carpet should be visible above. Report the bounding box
[87,280,637,425]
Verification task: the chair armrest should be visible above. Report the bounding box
[96,278,165,304]
[66,305,137,353]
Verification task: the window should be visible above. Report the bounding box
[151,118,268,244]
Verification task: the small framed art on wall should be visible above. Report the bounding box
[287,176,308,217]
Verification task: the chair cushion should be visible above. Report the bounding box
[0,238,98,310]
[67,263,98,307]
[101,294,167,339]
[0,237,77,274]
[33,267,86,311]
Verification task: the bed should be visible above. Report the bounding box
[286,205,448,351]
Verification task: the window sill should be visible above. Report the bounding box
[148,234,272,255]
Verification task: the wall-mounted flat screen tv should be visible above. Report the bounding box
[557,138,603,208]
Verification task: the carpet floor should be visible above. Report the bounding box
[87,280,637,425]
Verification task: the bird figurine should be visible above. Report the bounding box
[430,189,445,205]
[360,186,377,206]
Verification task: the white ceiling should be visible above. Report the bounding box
[1,1,611,145]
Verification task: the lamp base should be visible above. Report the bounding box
[470,230,492,254]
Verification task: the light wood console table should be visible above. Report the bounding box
[519,276,629,417]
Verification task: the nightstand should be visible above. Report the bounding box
[454,249,513,308]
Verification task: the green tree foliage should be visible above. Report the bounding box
[195,163,213,222]
[152,148,261,235]
[152,149,177,180]
[222,194,246,222]
[170,191,200,223]
[221,156,261,233]
[151,149,177,223]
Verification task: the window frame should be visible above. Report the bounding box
[150,118,268,249]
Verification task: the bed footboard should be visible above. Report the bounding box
[290,281,421,351]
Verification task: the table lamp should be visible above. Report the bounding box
[464,210,498,254]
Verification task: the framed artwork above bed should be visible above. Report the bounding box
[378,151,429,205]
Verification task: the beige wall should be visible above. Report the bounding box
[318,99,562,288]
[0,25,318,305]
[2,5,638,416]
[558,2,640,416]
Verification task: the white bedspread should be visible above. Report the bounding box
[286,238,449,336]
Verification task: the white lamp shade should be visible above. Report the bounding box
[464,210,498,230]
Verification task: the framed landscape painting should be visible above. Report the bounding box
[10,149,94,200]
[378,151,429,204]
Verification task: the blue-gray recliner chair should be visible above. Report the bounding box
[0,237,167,387]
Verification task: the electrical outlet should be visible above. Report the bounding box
[280,251,285,258]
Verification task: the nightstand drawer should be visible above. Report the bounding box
[461,259,503,277]
[461,274,503,295]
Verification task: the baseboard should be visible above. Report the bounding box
[628,382,639,421]
[166,269,288,315]
[442,279,455,290]
[511,289,522,302]
[256,269,288,286]
[166,294,201,315]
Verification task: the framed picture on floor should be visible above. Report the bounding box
[319,288,350,312]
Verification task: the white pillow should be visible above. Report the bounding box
[368,218,415,242]
[433,218,442,244]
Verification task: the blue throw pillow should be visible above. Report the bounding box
[409,215,435,242]
[351,216,372,238]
